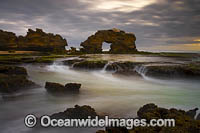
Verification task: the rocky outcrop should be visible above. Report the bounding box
[50,105,98,119]
[0,74,35,93]
[45,82,65,92]
[113,70,141,77]
[65,83,81,91]
[45,82,81,93]
[186,108,199,119]
[80,28,137,53]
[0,28,67,53]
[144,63,200,79]
[197,114,200,120]
[137,103,199,120]
[135,103,200,132]
[0,65,27,75]
[106,61,141,71]
[103,127,129,133]
[0,29,17,50]
[72,60,108,70]
[0,65,35,93]
[97,103,200,133]
[62,59,85,66]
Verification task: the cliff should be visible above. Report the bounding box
[0,28,67,53]
[80,28,137,53]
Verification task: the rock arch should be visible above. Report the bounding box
[80,29,137,53]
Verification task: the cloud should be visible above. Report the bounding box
[81,0,157,12]
[143,43,200,52]
[0,0,200,51]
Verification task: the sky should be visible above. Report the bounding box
[0,0,200,51]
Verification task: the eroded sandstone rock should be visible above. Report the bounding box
[80,29,137,53]
[0,28,67,53]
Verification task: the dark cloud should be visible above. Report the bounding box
[0,0,200,51]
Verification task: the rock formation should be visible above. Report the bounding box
[72,60,108,70]
[0,30,17,50]
[0,28,67,53]
[50,105,98,119]
[97,103,200,133]
[0,65,36,93]
[45,82,81,93]
[144,63,200,79]
[80,28,137,53]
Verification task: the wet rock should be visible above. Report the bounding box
[113,70,141,77]
[0,56,36,65]
[137,103,158,120]
[65,83,81,91]
[0,74,35,93]
[80,29,137,53]
[105,127,129,133]
[135,103,200,133]
[186,108,198,119]
[96,130,105,133]
[72,60,108,70]
[197,113,200,120]
[50,105,98,119]
[45,82,81,93]
[106,62,142,71]
[0,65,36,93]
[0,28,67,53]
[45,82,65,92]
[98,103,200,133]
[62,59,85,66]
[0,65,27,75]
[145,63,200,79]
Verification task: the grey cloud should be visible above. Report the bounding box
[0,0,200,50]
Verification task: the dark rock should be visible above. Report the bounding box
[0,29,17,50]
[72,60,108,70]
[67,47,78,54]
[96,130,105,133]
[145,63,200,79]
[45,82,65,92]
[45,82,81,93]
[105,127,129,133]
[80,28,137,53]
[113,70,141,77]
[137,103,158,120]
[186,108,198,119]
[99,103,200,133]
[106,61,141,71]
[197,113,200,120]
[0,65,27,75]
[65,83,81,91]
[50,105,98,119]
[0,28,67,53]
[0,74,35,93]
[0,65,36,93]
[135,103,200,133]
[62,59,85,66]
